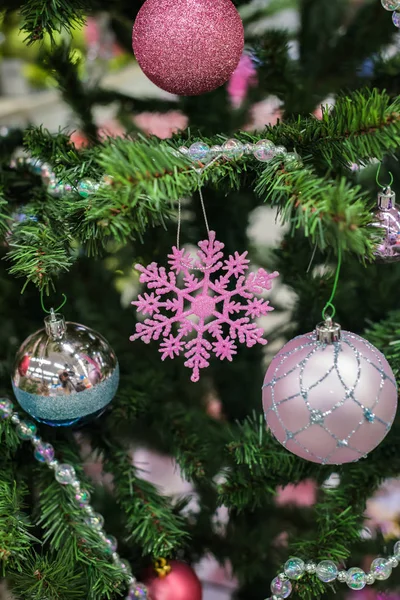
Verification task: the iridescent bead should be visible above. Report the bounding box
[178,146,189,155]
[127,583,148,599]
[370,557,392,580]
[16,420,37,440]
[77,178,98,198]
[389,556,399,568]
[394,541,400,559]
[366,573,375,585]
[103,534,118,554]
[188,142,210,162]
[316,560,338,583]
[101,175,114,186]
[30,158,44,175]
[40,163,53,185]
[271,576,292,598]
[34,442,55,464]
[381,0,400,10]
[75,489,91,507]
[284,152,302,171]
[223,139,244,161]
[54,464,76,485]
[274,146,288,156]
[85,512,105,530]
[337,570,347,583]
[254,140,276,162]
[346,567,366,590]
[305,561,317,574]
[243,143,255,154]
[120,559,132,573]
[393,11,400,26]
[210,145,223,155]
[63,182,73,194]
[48,179,64,197]
[284,558,305,580]
[0,398,14,419]
[10,414,20,425]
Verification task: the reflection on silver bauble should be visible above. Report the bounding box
[372,186,400,263]
[12,312,119,427]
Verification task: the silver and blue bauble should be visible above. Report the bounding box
[12,310,119,426]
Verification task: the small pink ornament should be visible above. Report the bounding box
[372,186,400,263]
[131,231,278,382]
[263,320,397,465]
[132,0,244,96]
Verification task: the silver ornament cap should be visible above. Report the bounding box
[44,309,66,340]
[316,317,342,344]
[377,186,396,210]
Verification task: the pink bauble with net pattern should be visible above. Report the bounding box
[262,330,398,465]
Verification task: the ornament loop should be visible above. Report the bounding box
[321,248,342,322]
[40,289,67,315]
[376,162,394,190]
[154,557,172,578]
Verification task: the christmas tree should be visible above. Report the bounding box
[1,1,400,599]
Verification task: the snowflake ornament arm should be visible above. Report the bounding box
[131,231,279,382]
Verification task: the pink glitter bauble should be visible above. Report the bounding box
[132,0,244,96]
[262,330,398,465]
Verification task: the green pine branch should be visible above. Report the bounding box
[0,464,34,572]
[20,0,87,45]
[100,439,189,557]
[7,550,86,600]
[42,43,98,142]
[34,441,128,600]
[4,88,400,288]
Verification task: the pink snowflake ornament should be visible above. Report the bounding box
[130,231,278,382]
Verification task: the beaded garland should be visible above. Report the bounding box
[381,0,400,27]
[1,396,400,600]
[8,137,300,201]
[268,550,400,599]
[0,397,148,600]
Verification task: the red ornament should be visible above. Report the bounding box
[143,560,202,600]
[18,354,30,377]
[132,0,244,96]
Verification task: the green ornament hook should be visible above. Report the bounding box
[321,247,342,321]
[376,162,394,190]
[40,289,67,314]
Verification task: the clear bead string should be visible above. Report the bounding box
[267,549,400,599]
[2,396,400,600]
[0,397,149,600]
[6,137,301,201]
[381,0,400,27]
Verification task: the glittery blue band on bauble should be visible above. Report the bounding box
[12,364,119,422]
